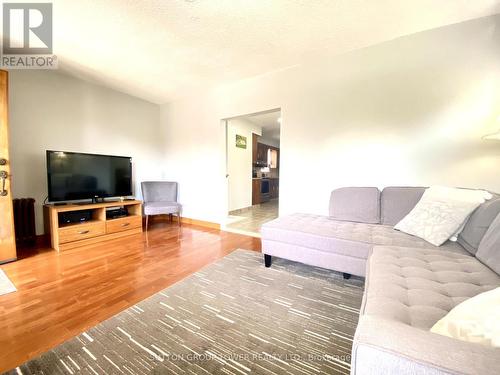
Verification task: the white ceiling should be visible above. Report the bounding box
[246,110,281,143]
[14,1,500,103]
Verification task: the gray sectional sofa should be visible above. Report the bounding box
[261,186,500,375]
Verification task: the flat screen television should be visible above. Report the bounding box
[46,150,132,202]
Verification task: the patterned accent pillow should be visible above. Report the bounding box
[395,187,487,246]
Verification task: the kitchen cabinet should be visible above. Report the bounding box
[269,149,278,168]
[252,179,261,205]
[253,178,278,204]
[256,142,280,167]
[256,142,267,163]
[252,134,259,163]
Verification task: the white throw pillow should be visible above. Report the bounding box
[394,186,489,246]
[423,186,491,203]
[430,287,500,347]
[449,216,470,242]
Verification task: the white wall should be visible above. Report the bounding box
[9,70,162,234]
[160,15,500,225]
[227,118,261,212]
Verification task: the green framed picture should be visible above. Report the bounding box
[236,134,247,149]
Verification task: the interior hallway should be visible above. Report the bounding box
[225,200,279,236]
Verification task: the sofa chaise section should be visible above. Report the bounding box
[351,245,500,374]
[261,187,466,277]
[262,213,466,277]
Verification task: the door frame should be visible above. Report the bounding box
[0,70,17,264]
[221,108,282,228]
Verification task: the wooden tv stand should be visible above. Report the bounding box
[44,200,143,252]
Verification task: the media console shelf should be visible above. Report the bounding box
[44,200,143,252]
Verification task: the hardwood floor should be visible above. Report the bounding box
[0,220,261,373]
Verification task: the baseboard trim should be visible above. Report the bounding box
[0,257,17,265]
[172,216,221,230]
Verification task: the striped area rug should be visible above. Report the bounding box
[9,249,364,374]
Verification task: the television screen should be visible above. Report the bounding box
[46,151,132,202]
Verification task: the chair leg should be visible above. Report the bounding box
[145,215,149,231]
[178,211,182,226]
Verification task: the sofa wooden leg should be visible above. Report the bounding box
[343,273,351,280]
[264,254,272,268]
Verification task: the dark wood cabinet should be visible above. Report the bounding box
[256,142,267,163]
[252,178,279,204]
[252,179,261,205]
[252,134,259,163]
[256,142,279,166]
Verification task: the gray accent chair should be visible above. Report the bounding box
[141,181,182,229]
[262,186,500,375]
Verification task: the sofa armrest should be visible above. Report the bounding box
[352,315,500,375]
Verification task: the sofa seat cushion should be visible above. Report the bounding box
[262,214,467,260]
[144,201,181,215]
[362,246,500,330]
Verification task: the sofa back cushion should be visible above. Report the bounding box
[458,196,500,255]
[381,187,426,225]
[476,212,500,275]
[329,187,380,224]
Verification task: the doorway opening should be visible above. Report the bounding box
[223,109,281,237]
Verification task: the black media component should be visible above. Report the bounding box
[59,210,93,224]
[106,207,128,220]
